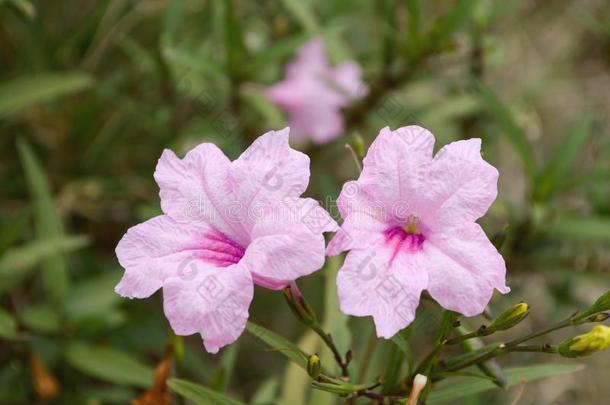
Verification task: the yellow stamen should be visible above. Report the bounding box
[402,216,421,235]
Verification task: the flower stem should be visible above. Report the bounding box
[310,323,350,378]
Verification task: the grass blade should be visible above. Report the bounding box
[428,363,584,404]
[168,378,246,405]
[0,72,91,116]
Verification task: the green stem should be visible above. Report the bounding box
[310,323,350,378]
[413,311,456,380]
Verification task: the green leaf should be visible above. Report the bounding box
[0,0,35,19]
[223,0,246,77]
[391,332,413,375]
[0,236,88,291]
[251,377,279,405]
[65,342,153,388]
[168,378,246,405]
[477,82,536,181]
[279,0,319,33]
[0,72,92,116]
[535,116,595,201]
[246,321,308,369]
[211,343,237,392]
[0,309,17,339]
[431,0,477,42]
[428,364,585,404]
[545,216,610,244]
[63,270,121,320]
[240,84,285,128]
[17,139,73,302]
[248,34,308,74]
[20,305,61,334]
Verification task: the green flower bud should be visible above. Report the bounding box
[352,134,365,158]
[559,325,610,358]
[488,302,529,331]
[591,290,610,313]
[307,354,321,379]
[283,282,316,325]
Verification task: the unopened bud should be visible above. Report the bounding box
[559,325,610,358]
[586,313,610,323]
[283,282,316,325]
[590,290,610,313]
[307,354,321,379]
[352,134,365,158]
[407,374,428,405]
[488,302,529,332]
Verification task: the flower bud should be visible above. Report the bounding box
[559,325,610,358]
[283,282,316,325]
[590,290,610,313]
[488,302,529,332]
[407,374,428,405]
[352,134,365,158]
[307,354,321,379]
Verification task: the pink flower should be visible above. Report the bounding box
[266,38,367,144]
[327,126,510,338]
[115,128,337,353]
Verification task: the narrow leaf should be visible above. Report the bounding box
[65,342,153,388]
[0,236,88,291]
[246,321,308,369]
[428,364,584,404]
[477,82,536,181]
[0,72,91,116]
[0,309,17,339]
[535,116,595,200]
[279,0,319,33]
[17,139,72,302]
[168,378,246,405]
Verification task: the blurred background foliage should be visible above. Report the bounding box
[0,0,609,404]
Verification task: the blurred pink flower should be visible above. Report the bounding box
[115,128,337,353]
[327,126,510,338]
[266,38,367,144]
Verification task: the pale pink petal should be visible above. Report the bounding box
[286,38,328,78]
[329,61,368,101]
[359,126,435,217]
[421,139,498,230]
[153,144,247,245]
[162,262,253,353]
[241,201,334,289]
[115,215,211,298]
[266,38,366,144]
[337,241,428,338]
[327,181,388,255]
[423,223,509,316]
[232,128,310,206]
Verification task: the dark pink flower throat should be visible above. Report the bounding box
[195,230,246,267]
[384,216,425,262]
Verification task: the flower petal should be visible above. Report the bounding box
[286,38,328,78]
[422,138,498,229]
[359,126,435,219]
[329,61,367,101]
[115,215,210,298]
[232,128,310,205]
[153,144,247,244]
[327,180,389,255]
[337,241,428,338]
[242,200,335,289]
[162,263,253,353]
[423,223,509,316]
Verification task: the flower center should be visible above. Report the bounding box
[194,230,246,267]
[384,216,425,262]
[402,215,421,235]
